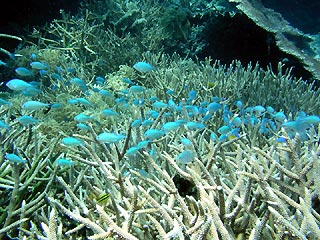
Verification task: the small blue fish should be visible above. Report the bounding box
[142,119,154,126]
[144,129,165,140]
[210,132,217,141]
[149,96,159,101]
[39,70,48,76]
[162,122,181,133]
[153,101,168,109]
[73,98,93,107]
[232,117,242,127]
[137,140,150,149]
[181,138,192,146]
[185,105,199,115]
[218,125,231,134]
[99,89,112,97]
[68,99,79,105]
[21,87,41,97]
[0,98,11,106]
[74,113,94,122]
[15,67,34,77]
[133,98,145,106]
[95,76,105,84]
[166,89,175,95]
[131,119,142,128]
[70,78,88,91]
[138,169,149,178]
[149,110,159,118]
[5,153,27,164]
[235,100,243,109]
[70,77,85,85]
[176,150,194,164]
[77,98,93,106]
[126,146,140,156]
[51,103,64,109]
[55,158,74,166]
[30,61,47,70]
[96,132,126,143]
[122,77,134,85]
[129,85,145,93]
[168,98,176,108]
[6,79,33,91]
[185,122,205,130]
[77,123,90,130]
[22,101,50,111]
[102,109,118,117]
[273,112,287,122]
[18,115,39,126]
[51,73,63,80]
[276,137,287,143]
[133,62,155,73]
[207,102,222,113]
[187,90,197,102]
[253,105,266,115]
[30,53,37,59]
[219,134,228,142]
[61,137,84,146]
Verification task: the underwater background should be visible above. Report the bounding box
[0,0,319,239]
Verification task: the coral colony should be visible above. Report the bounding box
[0,0,320,239]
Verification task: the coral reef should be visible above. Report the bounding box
[0,1,319,239]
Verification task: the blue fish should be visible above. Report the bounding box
[129,85,146,93]
[122,77,134,85]
[55,158,74,166]
[187,90,197,102]
[176,150,194,164]
[185,121,205,130]
[102,109,118,117]
[180,138,192,146]
[162,122,181,133]
[22,100,50,111]
[6,79,33,91]
[99,89,112,97]
[142,119,154,126]
[76,123,90,130]
[131,119,142,128]
[144,129,165,140]
[0,98,11,106]
[18,115,39,126]
[74,113,94,122]
[126,146,140,156]
[96,132,126,143]
[15,67,34,77]
[61,137,84,146]
[207,102,222,113]
[30,61,47,70]
[133,61,155,73]
[5,153,27,164]
[153,101,168,109]
[70,78,88,90]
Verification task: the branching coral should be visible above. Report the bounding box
[2,50,319,238]
[1,2,320,239]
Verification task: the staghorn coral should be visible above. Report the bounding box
[1,50,320,239]
[1,2,320,239]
